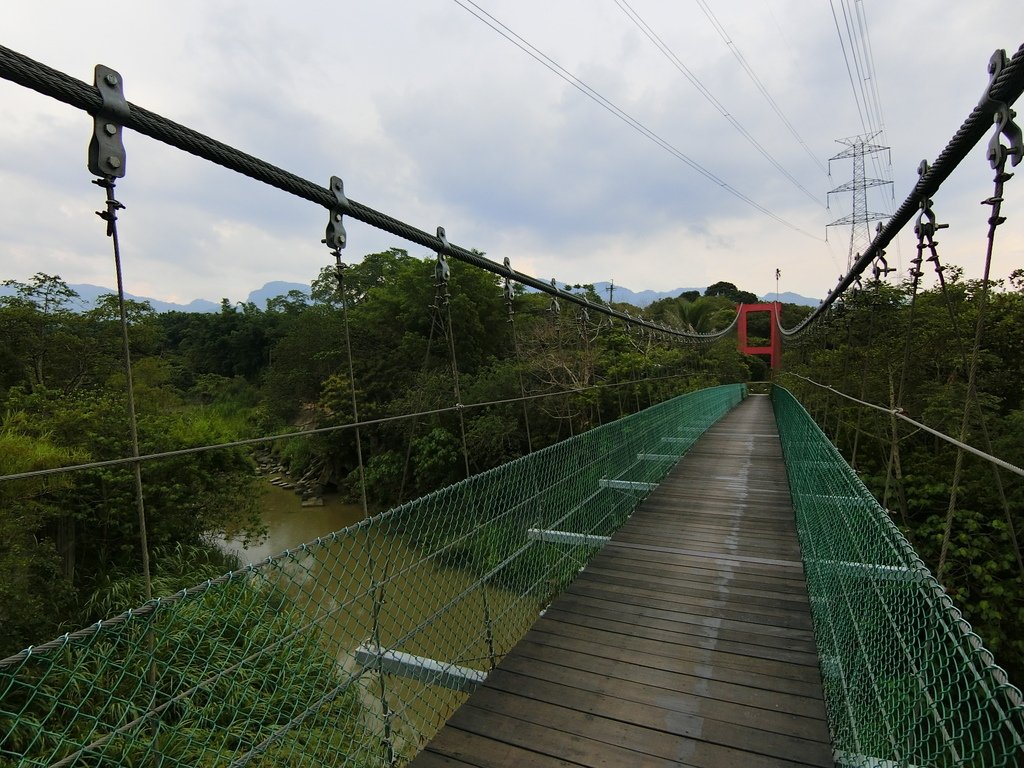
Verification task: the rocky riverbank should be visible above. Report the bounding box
[254,447,328,508]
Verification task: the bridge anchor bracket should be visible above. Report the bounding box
[527,529,611,547]
[354,643,486,693]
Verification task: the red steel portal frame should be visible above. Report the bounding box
[737,302,782,370]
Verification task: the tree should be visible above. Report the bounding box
[0,273,87,391]
[704,280,759,305]
[785,278,1024,683]
[0,429,81,651]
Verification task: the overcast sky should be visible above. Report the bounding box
[1,1,1022,305]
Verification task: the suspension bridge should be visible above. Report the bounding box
[2,40,1024,768]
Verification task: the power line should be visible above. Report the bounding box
[828,0,869,133]
[777,41,1024,336]
[851,0,894,204]
[448,0,821,239]
[831,0,893,208]
[854,0,887,135]
[612,0,823,207]
[692,0,830,177]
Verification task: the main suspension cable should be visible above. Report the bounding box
[0,42,735,342]
[777,43,1024,336]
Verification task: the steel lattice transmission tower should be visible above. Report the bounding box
[826,132,892,271]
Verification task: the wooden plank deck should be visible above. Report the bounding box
[410,394,834,767]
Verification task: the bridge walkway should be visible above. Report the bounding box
[409,394,834,767]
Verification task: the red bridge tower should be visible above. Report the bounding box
[736,302,782,370]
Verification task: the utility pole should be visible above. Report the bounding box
[607,280,614,305]
[826,132,892,271]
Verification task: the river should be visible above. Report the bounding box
[221,483,366,565]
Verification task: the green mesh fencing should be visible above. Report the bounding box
[773,385,1024,768]
[0,384,745,768]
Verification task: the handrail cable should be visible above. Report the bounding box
[782,373,1024,478]
[0,43,735,342]
[777,42,1024,336]
[0,370,709,484]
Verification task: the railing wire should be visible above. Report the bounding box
[0,385,744,767]
[772,385,1024,767]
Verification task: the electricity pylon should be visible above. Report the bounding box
[826,132,892,271]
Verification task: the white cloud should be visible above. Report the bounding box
[0,0,1022,305]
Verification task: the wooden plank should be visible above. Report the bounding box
[586,547,813,591]
[552,592,820,652]
[483,667,834,764]
[492,653,830,740]
[576,563,813,610]
[564,577,815,631]
[541,605,821,667]
[458,686,828,768]
[425,727,587,767]
[585,550,812,594]
[409,395,834,768]
[523,624,827,699]
[447,705,679,767]
[509,637,829,721]
[604,539,806,570]
[412,747,486,768]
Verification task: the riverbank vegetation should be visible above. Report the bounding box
[0,258,754,659]
[3,258,1019,687]
[784,273,1024,683]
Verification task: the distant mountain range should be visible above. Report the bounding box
[580,283,819,308]
[0,280,312,314]
[760,291,820,307]
[1,280,819,312]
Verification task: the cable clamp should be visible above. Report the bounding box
[323,176,349,253]
[502,257,515,303]
[978,49,1009,110]
[435,226,451,285]
[988,103,1022,170]
[88,65,128,178]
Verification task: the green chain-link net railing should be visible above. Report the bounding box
[0,384,744,768]
[773,385,1024,768]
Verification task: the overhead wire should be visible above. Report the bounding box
[830,0,894,207]
[612,0,823,207]
[775,41,1024,335]
[447,0,821,239]
[693,0,829,176]
[829,0,868,134]
[846,0,892,196]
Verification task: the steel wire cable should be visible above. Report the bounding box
[447,0,821,239]
[0,369,708,483]
[781,372,1024,478]
[0,42,736,342]
[772,385,1024,766]
[694,0,829,176]
[612,0,824,206]
[1,387,745,767]
[776,41,1024,336]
